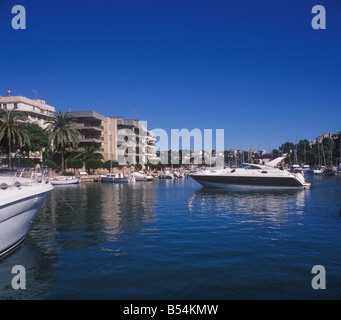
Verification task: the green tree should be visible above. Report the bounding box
[103,160,118,172]
[67,157,83,174]
[74,146,103,173]
[85,159,103,174]
[0,109,30,168]
[42,159,57,169]
[13,157,35,168]
[296,139,312,164]
[45,111,80,172]
[321,137,334,166]
[21,123,49,153]
[272,149,280,158]
[279,142,295,155]
[336,134,341,166]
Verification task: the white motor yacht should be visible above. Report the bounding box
[337,165,341,175]
[190,157,311,190]
[302,165,310,172]
[50,176,80,185]
[159,171,174,179]
[0,169,53,258]
[173,171,185,178]
[130,171,154,181]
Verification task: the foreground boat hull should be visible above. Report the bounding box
[0,184,53,258]
[191,175,311,190]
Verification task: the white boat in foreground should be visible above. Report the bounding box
[0,169,54,258]
[190,157,311,190]
[50,176,80,185]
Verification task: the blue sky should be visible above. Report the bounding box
[0,0,340,151]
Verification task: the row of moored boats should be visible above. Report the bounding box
[100,170,190,183]
[300,165,341,176]
[48,170,191,185]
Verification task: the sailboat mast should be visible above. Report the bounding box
[304,142,306,164]
[316,138,321,166]
[295,133,298,164]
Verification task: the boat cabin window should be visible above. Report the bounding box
[249,165,262,170]
[237,164,262,170]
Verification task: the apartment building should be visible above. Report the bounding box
[116,119,158,165]
[0,91,158,166]
[103,117,120,162]
[69,111,106,155]
[70,111,159,164]
[310,131,341,146]
[0,91,56,128]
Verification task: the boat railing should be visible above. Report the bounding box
[0,168,52,190]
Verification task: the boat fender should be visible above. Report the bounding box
[14,181,21,188]
[0,183,8,190]
[231,169,235,173]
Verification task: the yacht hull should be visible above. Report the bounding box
[0,184,53,258]
[191,175,311,190]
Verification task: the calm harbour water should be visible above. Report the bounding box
[1,175,341,300]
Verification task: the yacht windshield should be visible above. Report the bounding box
[249,165,262,170]
[237,164,262,170]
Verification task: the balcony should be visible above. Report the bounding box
[147,145,157,149]
[117,129,136,136]
[79,137,104,144]
[117,140,136,148]
[117,119,138,127]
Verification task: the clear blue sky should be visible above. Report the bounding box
[0,0,340,151]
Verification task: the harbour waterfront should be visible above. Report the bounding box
[1,175,341,299]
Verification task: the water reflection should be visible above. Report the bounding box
[99,182,158,236]
[1,177,340,300]
[39,182,159,247]
[188,188,308,218]
[0,235,57,300]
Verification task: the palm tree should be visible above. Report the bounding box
[0,109,30,168]
[73,145,103,173]
[45,111,80,172]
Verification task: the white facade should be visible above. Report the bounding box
[0,95,56,128]
[116,119,159,165]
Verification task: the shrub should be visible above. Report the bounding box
[86,159,103,173]
[67,158,83,170]
[103,160,118,171]
[14,158,35,168]
[42,159,57,169]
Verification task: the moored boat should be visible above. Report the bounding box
[50,176,80,185]
[0,169,53,258]
[101,173,128,183]
[159,171,174,179]
[190,157,311,190]
[130,171,154,181]
[324,166,337,176]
